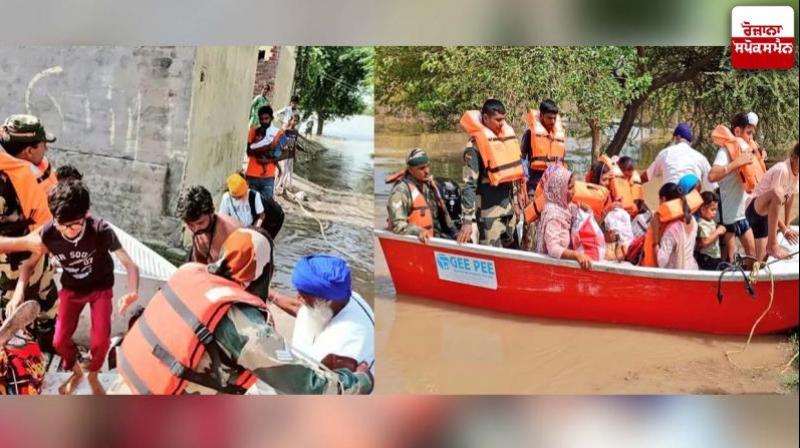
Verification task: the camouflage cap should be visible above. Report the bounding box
[1,114,56,144]
[406,148,429,167]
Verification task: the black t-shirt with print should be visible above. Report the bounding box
[40,216,121,293]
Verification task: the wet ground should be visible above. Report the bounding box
[375,131,798,394]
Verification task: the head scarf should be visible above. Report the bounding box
[535,166,575,254]
[406,148,429,167]
[209,228,272,285]
[226,174,248,198]
[677,174,700,194]
[292,254,352,302]
[673,122,693,142]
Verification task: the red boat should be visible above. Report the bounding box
[376,228,799,335]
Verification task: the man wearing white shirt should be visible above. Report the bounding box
[286,254,375,375]
[641,122,717,192]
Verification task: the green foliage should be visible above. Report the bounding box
[646,48,799,158]
[376,46,798,158]
[294,46,373,127]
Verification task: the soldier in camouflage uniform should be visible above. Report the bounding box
[456,100,520,248]
[386,148,443,242]
[0,115,59,354]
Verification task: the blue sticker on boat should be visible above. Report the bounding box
[434,251,497,290]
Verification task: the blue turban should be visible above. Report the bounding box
[677,174,700,194]
[292,255,352,301]
[673,122,693,142]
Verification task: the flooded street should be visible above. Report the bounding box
[375,132,796,394]
[273,115,375,302]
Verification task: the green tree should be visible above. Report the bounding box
[376,46,798,162]
[294,46,373,135]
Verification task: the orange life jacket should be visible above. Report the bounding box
[460,110,524,186]
[118,263,268,395]
[640,189,703,267]
[403,179,434,237]
[245,127,282,179]
[0,152,52,231]
[610,177,637,216]
[574,181,611,221]
[631,170,644,202]
[526,109,566,171]
[35,158,57,195]
[523,183,546,224]
[524,181,610,224]
[711,125,766,194]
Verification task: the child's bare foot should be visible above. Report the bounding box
[0,301,40,347]
[87,371,106,395]
[59,364,84,395]
[767,245,791,260]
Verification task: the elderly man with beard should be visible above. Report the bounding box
[116,228,373,395]
[280,255,375,374]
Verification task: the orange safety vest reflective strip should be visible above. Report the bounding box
[460,110,524,186]
[641,190,703,267]
[118,263,267,395]
[526,109,566,171]
[711,125,766,194]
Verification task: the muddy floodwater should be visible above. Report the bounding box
[375,131,797,394]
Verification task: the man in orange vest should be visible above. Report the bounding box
[521,100,566,193]
[457,99,520,248]
[0,115,59,356]
[245,106,281,200]
[387,148,443,243]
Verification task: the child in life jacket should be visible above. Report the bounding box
[655,182,699,270]
[695,191,726,271]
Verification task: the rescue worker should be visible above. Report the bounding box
[457,99,524,248]
[386,148,443,242]
[522,100,566,191]
[115,228,373,395]
[0,115,59,354]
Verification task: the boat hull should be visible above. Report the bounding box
[378,231,799,335]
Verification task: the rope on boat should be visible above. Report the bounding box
[724,259,775,368]
[282,190,372,270]
[723,252,799,369]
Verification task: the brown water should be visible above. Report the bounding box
[375,133,797,394]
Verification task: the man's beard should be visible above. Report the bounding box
[192,215,216,236]
[298,301,335,340]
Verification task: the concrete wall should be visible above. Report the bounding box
[182,46,258,196]
[0,46,258,247]
[270,46,297,113]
